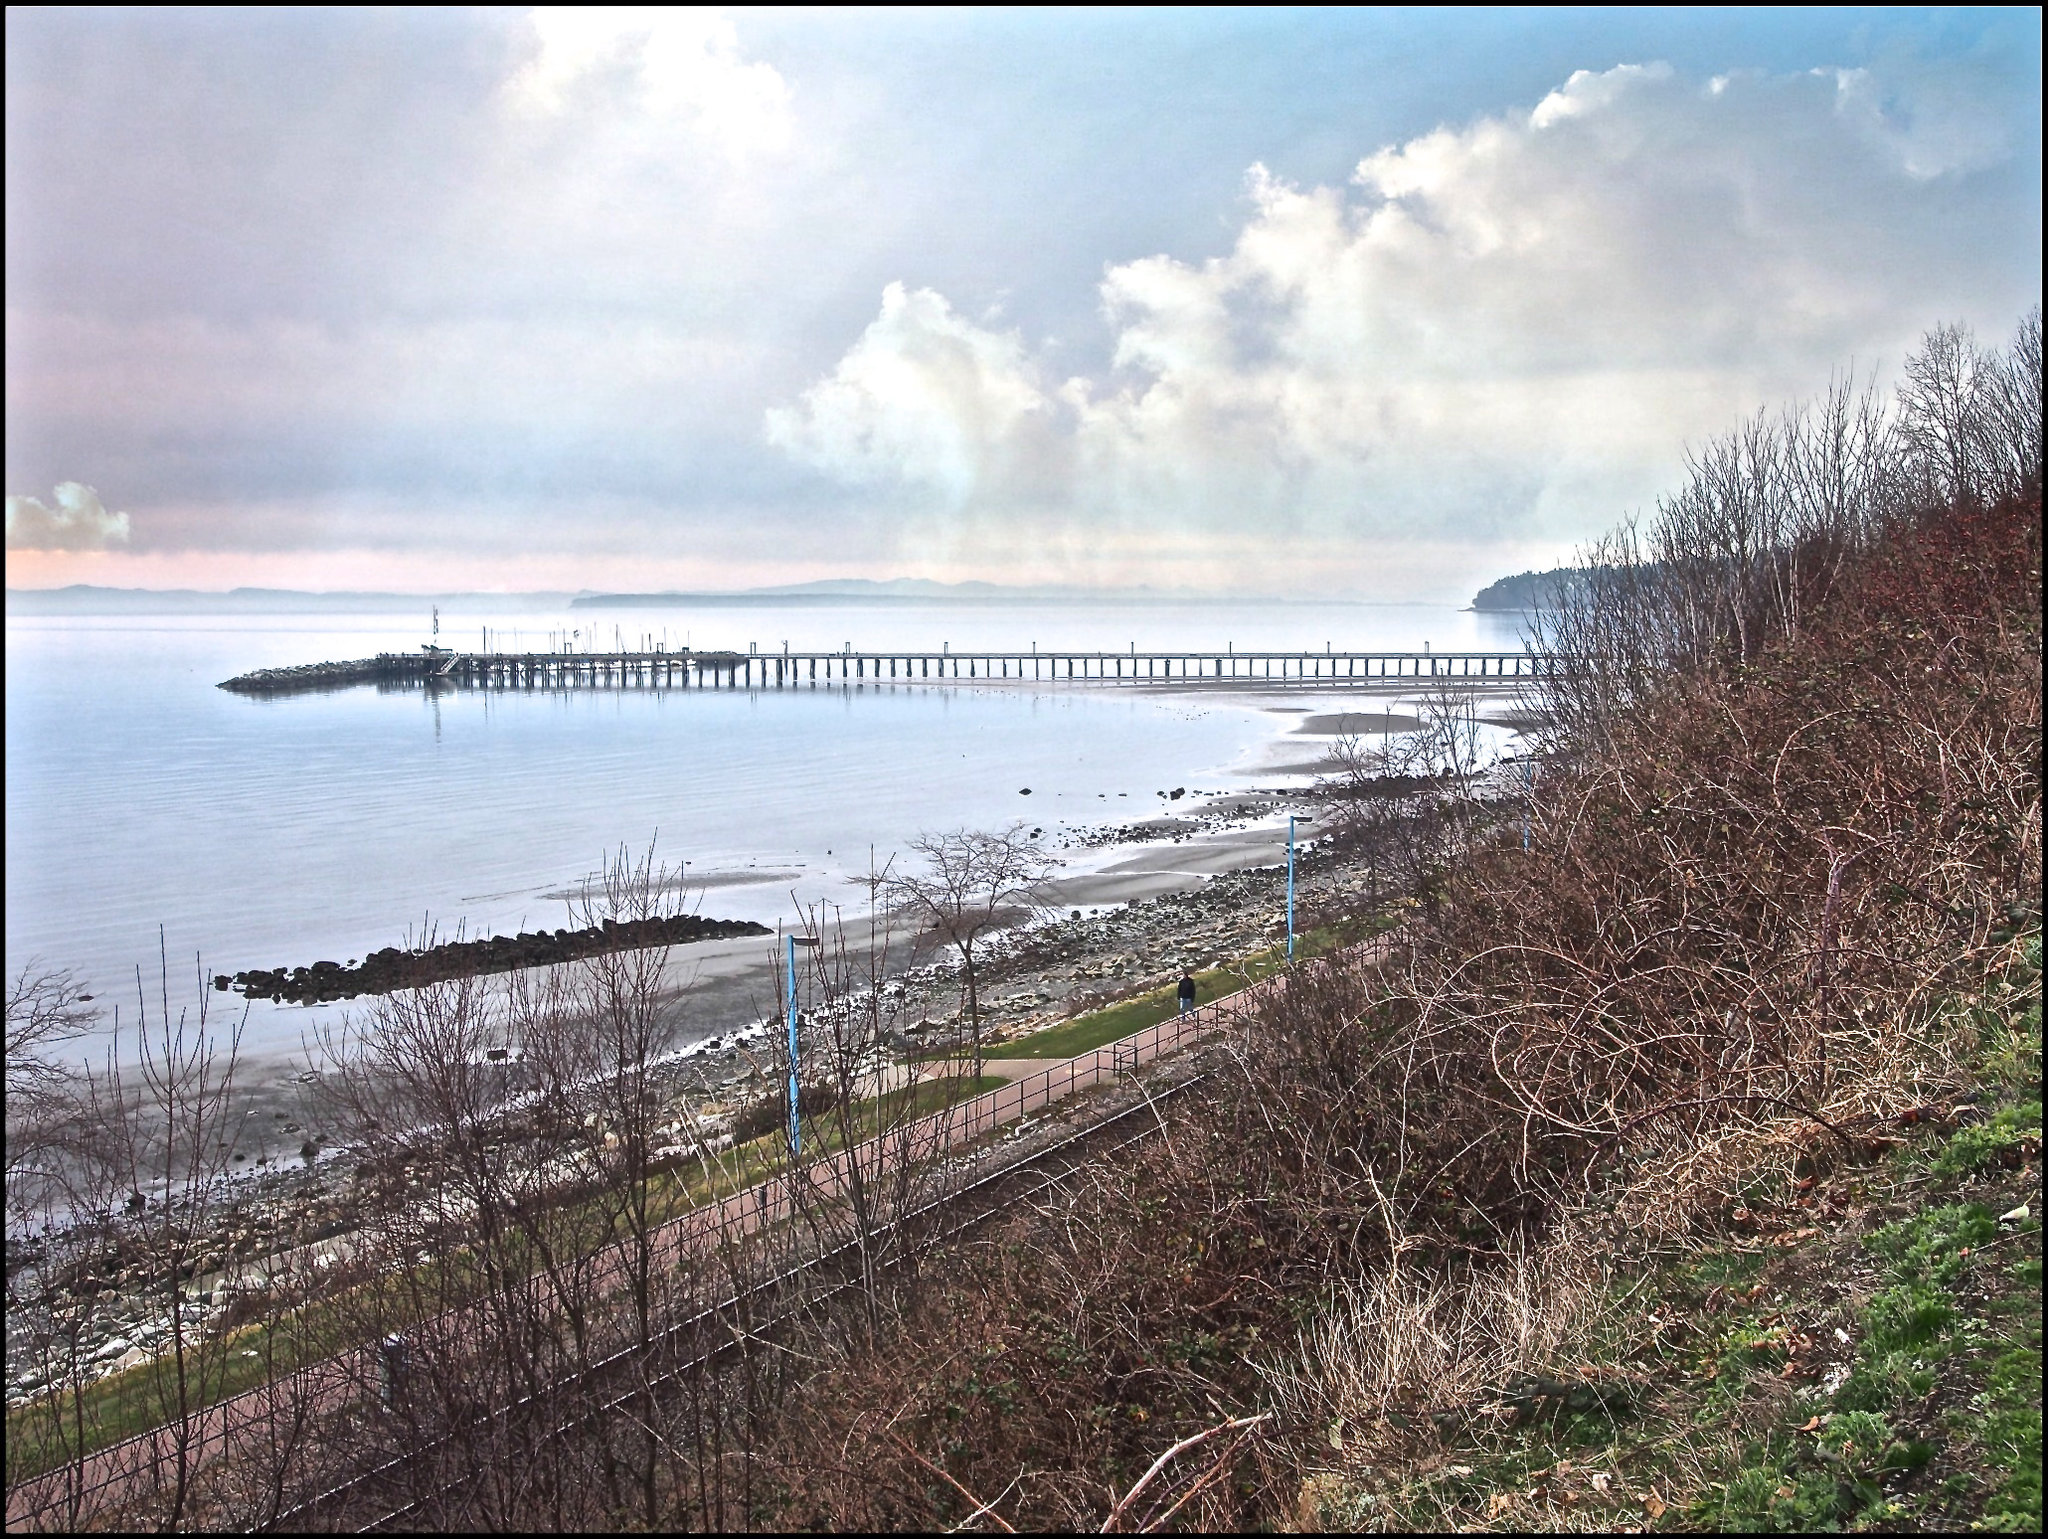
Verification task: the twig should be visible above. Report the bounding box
[890,1433,1018,1533]
[1100,1412,1271,1532]
[948,1476,1024,1534]
[1137,1440,1247,1532]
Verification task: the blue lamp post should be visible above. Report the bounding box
[1286,814,1315,960]
[786,932,819,1158]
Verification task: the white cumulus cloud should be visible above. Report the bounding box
[765,282,1067,506]
[5,482,131,551]
[767,60,2038,589]
[504,6,792,160]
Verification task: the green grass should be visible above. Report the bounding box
[4,1071,1007,1485]
[988,921,1364,1061]
[1293,925,2042,1535]
[794,1074,1009,1148]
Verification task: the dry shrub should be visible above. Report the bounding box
[191,483,2027,1530]
[730,1098,1295,1531]
[695,485,2036,1528]
[1262,1232,1608,1438]
[1260,1226,1622,1533]
[1338,491,2040,1252]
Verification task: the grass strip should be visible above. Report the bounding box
[990,920,1362,1060]
[4,1072,1004,1484]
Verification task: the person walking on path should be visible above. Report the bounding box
[1177,971,1197,1016]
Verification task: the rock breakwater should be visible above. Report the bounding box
[218,656,426,693]
[219,913,772,1003]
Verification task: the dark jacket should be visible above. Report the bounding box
[1177,975,1196,1002]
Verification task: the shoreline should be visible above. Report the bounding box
[3,667,1543,1402]
[12,676,1531,1070]
[3,800,1383,1399]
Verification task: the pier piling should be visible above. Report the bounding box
[219,647,1553,697]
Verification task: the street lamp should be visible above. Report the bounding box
[1521,756,1537,851]
[1287,815,1314,959]
[786,933,820,1158]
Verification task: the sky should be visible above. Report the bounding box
[4,7,2041,601]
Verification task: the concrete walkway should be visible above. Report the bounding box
[6,978,1280,1529]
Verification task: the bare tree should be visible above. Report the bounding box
[306,844,728,1528]
[7,943,252,1530]
[1405,683,1486,787]
[1322,690,1491,890]
[549,842,691,1526]
[1534,307,2042,757]
[1983,304,2044,501]
[887,825,1051,1077]
[4,961,96,1196]
[782,865,969,1344]
[1896,319,2001,508]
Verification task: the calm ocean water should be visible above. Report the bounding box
[5,596,1524,1061]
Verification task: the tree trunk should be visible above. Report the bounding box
[960,945,982,1078]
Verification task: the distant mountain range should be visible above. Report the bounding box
[3,586,575,614]
[571,578,1191,607]
[5,578,1454,613]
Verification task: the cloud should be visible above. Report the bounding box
[503,7,792,160]
[765,283,1064,505]
[768,60,2040,584]
[5,482,131,550]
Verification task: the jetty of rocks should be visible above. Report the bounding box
[219,913,772,1004]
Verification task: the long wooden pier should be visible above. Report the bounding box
[222,647,1552,695]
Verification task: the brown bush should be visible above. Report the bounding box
[695,488,2039,1533]
[1360,489,2040,1245]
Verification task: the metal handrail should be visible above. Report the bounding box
[4,971,1284,1523]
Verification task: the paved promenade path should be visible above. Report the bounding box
[5,969,1299,1532]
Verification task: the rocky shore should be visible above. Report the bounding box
[6,787,1378,1405]
[220,912,773,1004]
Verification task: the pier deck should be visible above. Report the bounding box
[220,647,1551,695]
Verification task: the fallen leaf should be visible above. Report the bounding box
[1447,1464,1474,1477]
[1488,1492,1512,1515]
[1591,1472,1613,1493]
[1799,1415,1823,1432]
[1642,1491,1667,1519]
[1776,1484,1797,1500]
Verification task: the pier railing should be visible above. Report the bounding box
[222,647,1556,695]
[3,979,1267,1529]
